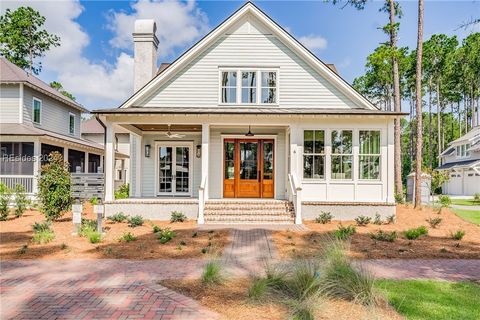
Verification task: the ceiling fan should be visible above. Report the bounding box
[164,124,186,138]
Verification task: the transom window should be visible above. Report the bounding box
[33,97,42,124]
[303,130,325,179]
[331,130,353,180]
[359,130,381,180]
[69,113,75,135]
[220,69,277,104]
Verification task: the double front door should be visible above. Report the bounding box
[223,139,274,198]
[157,143,192,196]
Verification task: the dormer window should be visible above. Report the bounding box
[456,144,471,158]
[220,69,278,105]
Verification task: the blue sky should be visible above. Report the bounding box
[2,1,479,110]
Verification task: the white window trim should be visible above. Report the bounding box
[302,129,325,181]
[331,129,353,181]
[218,68,279,106]
[32,97,42,124]
[358,130,381,181]
[69,112,75,135]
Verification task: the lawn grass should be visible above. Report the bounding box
[450,198,479,206]
[376,280,480,320]
[451,208,480,225]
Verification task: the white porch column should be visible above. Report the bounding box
[104,122,116,202]
[63,147,68,163]
[129,133,142,198]
[85,152,90,173]
[32,139,40,195]
[198,123,209,224]
[289,124,302,224]
[386,119,395,203]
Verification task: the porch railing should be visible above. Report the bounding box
[0,175,35,193]
[198,176,207,224]
[288,174,302,224]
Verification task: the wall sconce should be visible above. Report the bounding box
[145,144,151,158]
[196,145,202,158]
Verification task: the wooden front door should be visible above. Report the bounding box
[223,139,274,198]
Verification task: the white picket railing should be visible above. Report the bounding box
[288,174,302,224]
[0,175,35,193]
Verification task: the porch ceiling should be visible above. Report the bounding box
[133,124,202,132]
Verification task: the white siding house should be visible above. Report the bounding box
[94,3,404,223]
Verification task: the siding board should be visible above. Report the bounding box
[0,84,20,123]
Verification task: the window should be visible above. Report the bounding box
[303,130,325,179]
[0,142,34,175]
[33,98,42,124]
[221,71,237,103]
[69,113,75,135]
[456,144,471,158]
[359,130,381,180]
[261,72,277,104]
[331,130,352,179]
[241,71,257,103]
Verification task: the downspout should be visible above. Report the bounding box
[95,115,107,203]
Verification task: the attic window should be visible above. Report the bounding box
[220,69,278,105]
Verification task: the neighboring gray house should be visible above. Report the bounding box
[0,57,106,196]
[438,126,480,196]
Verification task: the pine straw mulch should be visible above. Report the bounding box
[160,278,402,320]
[273,205,480,259]
[0,205,229,260]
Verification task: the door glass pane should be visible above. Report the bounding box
[263,142,273,180]
[175,147,189,193]
[240,142,257,180]
[224,142,235,179]
[159,147,172,193]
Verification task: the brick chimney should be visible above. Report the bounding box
[133,19,158,92]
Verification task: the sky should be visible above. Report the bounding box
[1,0,479,111]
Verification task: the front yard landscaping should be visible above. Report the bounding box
[451,208,480,225]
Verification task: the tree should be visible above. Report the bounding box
[49,81,76,101]
[0,6,60,75]
[414,0,425,208]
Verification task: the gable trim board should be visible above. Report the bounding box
[116,2,378,112]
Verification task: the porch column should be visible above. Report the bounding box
[104,122,116,202]
[198,123,209,224]
[85,152,90,173]
[386,119,395,203]
[32,139,40,195]
[289,124,302,224]
[129,133,142,197]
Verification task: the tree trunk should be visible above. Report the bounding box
[428,79,433,169]
[414,0,424,208]
[458,101,462,136]
[436,80,442,166]
[409,89,415,171]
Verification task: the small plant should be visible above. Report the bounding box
[385,214,395,224]
[372,213,382,225]
[32,222,55,244]
[60,243,68,250]
[438,195,451,208]
[79,219,97,236]
[157,228,175,244]
[355,215,371,226]
[108,212,128,223]
[179,240,186,246]
[370,230,397,242]
[440,247,448,253]
[18,244,28,254]
[404,226,428,240]
[13,184,29,218]
[152,224,162,233]
[394,192,404,204]
[32,221,52,233]
[114,183,129,199]
[248,277,270,301]
[315,211,333,224]
[426,217,442,228]
[127,215,144,227]
[0,183,12,221]
[119,232,137,242]
[192,231,198,238]
[87,231,102,244]
[201,247,208,254]
[201,260,223,285]
[90,197,99,205]
[104,247,113,255]
[170,211,187,223]
[334,224,356,240]
[474,193,480,204]
[450,230,465,240]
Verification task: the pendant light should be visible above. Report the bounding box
[245,125,254,137]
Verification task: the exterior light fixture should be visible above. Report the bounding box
[196,145,202,158]
[145,144,151,157]
[245,125,255,137]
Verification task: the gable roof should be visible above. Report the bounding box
[0,57,88,113]
[449,126,480,146]
[81,117,105,134]
[115,2,378,111]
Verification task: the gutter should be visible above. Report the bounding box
[95,115,107,203]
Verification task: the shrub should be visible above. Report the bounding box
[474,193,480,204]
[0,183,12,221]
[438,195,451,208]
[13,184,29,218]
[89,197,99,205]
[18,244,28,254]
[394,192,404,204]
[152,224,162,233]
[201,260,223,285]
[404,226,428,240]
[87,231,102,243]
[119,232,137,242]
[157,228,175,244]
[355,215,371,226]
[79,218,97,236]
[315,211,333,224]
[32,222,55,244]
[108,212,127,223]
[248,278,271,300]
[201,247,208,254]
[370,230,397,242]
[334,224,356,240]
[450,230,465,240]
[33,221,52,232]
[385,214,395,224]
[372,213,382,225]
[114,184,129,199]
[287,296,318,320]
[170,211,187,222]
[60,243,68,250]
[37,152,72,220]
[426,217,442,228]
[127,215,144,227]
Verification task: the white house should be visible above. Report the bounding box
[438,126,480,196]
[94,3,404,224]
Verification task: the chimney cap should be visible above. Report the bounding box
[134,19,157,34]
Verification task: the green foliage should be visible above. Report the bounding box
[334,225,356,240]
[119,232,137,242]
[152,224,162,233]
[49,81,75,101]
[13,184,29,217]
[404,226,428,240]
[32,221,54,244]
[18,244,28,254]
[127,215,144,227]
[170,211,187,222]
[373,213,383,225]
[201,260,223,285]
[32,221,51,233]
[0,7,60,74]
[87,231,102,244]
[0,183,12,221]
[248,277,271,301]
[426,217,442,228]
[37,152,72,220]
[157,228,176,244]
[370,230,397,242]
[315,211,333,224]
[450,230,465,240]
[438,195,452,207]
[108,212,127,223]
[355,215,371,226]
[429,170,450,195]
[114,184,129,199]
[78,218,101,243]
[386,214,396,224]
[394,193,405,204]
[89,197,99,205]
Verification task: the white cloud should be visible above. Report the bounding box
[298,34,328,51]
[1,0,209,109]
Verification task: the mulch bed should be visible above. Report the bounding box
[273,205,480,259]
